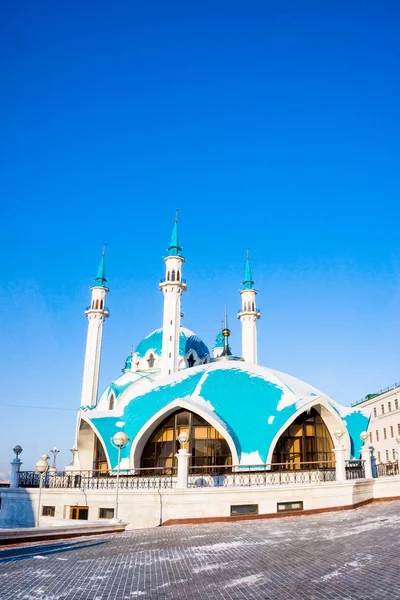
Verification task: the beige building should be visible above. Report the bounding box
[353,384,400,464]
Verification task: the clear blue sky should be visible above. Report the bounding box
[1,1,399,476]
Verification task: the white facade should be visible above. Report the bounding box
[80,285,109,407]
[355,385,400,463]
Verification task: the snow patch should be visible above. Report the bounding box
[224,573,265,588]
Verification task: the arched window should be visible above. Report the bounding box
[141,409,232,471]
[171,270,176,281]
[167,271,170,281]
[95,299,99,309]
[188,354,195,368]
[100,299,103,310]
[177,270,180,281]
[252,302,255,311]
[272,408,334,467]
[109,394,114,411]
[147,354,155,368]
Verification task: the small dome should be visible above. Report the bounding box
[134,327,209,359]
[214,331,225,348]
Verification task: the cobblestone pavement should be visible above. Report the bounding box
[0,501,400,600]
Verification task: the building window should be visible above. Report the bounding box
[187,354,195,368]
[42,506,55,517]
[381,404,385,415]
[395,399,399,410]
[147,354,155,368]
[231,504,258,516]
[99,508,114,519]
[171,270,176,281]
[94,437,108,472]
[391,426,394,438]
[272,408,334,465]
[167,271,170,281]
[393,449,397,460]
[384,428,387,440]
[398,424,400,436]
[376,430,379,442]
[141,408,232,471]
[378,451,381,462]
[386,450,389,462]
[277,501,304,512]
[109,394,114,411]
[177,270,180,281]
[369,432,372,443]
[388,402,392,412]
[373,407,377,418]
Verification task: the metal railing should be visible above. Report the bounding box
[188,462,337,488]
[345,460,365,480]
[17,467,176,490]
[376,461,399,477]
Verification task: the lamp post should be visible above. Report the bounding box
[10,445,23,488]
[35,454,49,527]
[110,431,129,523]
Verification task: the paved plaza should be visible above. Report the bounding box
[0,501,399,600]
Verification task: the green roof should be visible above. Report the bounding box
[93,247,107,287]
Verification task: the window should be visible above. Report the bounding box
[167,271,170,281]
[378,451,381,462]
[386,450,389,462]
[388,402,392,412]
[373,407,377,418]
[395,399,399,410]
[109,394,114,411]
[272,408,334,465]
[171,270,176,281]
[381,404,385,415]
[391,426,394,438]
[376,430,379,442]
[141,409,232,471]
[177,270,180,281]
[42,506,55,517]
[398,424,400,436]
[252,302,255,311]
[384,428,387,440]
[187,354,195,368]
[231,504,258,516]
[369,432,372,443]
[169,352,171,358]
[147,354,155,368]
[99,508,114,519]
[100,299,103,310]
[70,506,89,520]
[277,501,304,513]
[393,449,397,460]
[95,299,99,309]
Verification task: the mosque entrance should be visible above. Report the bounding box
[141,409,232,471]
[271,408,334,467]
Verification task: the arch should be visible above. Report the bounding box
[187,354,195,368]
[77,415,111,472]
[130,399,240,469]
[167,271,170,281]
[252,301,255,311]
[147,354,155,369]
[265,398,351,464]
[100,299,104,310]
[171,270,176,281]
[177,270,180,281]
[95,299,99,310]
[109,393,115,411]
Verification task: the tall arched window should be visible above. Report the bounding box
[100,299,104,310]
[167,271,170,281]
[141,409,232,471]
[177,270,180,281]
[187,354,195,368]
[147,354,155,368]
[252,302,255,311]
[272,408,334,467]
[95,299,99,309]
[171,270,176,281]
[109,394,115,411]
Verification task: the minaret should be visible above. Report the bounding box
[159,211,187,376]
[237,249,260,363]
[80,245,110,407]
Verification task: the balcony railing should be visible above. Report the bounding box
[376,461,399,477]
[345,460,365,480]
[188,462,337,488]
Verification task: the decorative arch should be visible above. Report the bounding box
[78,414,111,472]
[265,397,351,464]
[130,399,240,469]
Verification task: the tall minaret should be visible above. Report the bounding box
[237,249,260,363]
[159,211,187,376]
[80,246,110,407]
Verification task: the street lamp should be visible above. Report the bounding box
[35,454,49,527]
[110,431,130,522]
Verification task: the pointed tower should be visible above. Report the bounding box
[80,245,110,407]
[237,249,261,363]
[159,211,187,376]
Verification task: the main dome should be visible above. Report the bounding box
[134,327,210,360]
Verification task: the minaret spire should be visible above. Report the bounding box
[159,212,187,376]
[80,246,110,407]
[237,248,260,363]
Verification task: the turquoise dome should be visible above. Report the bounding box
[134,327,209,360]
[88,361,369,469]
[214,331,225,348]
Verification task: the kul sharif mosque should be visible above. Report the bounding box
[74,214,369,475]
